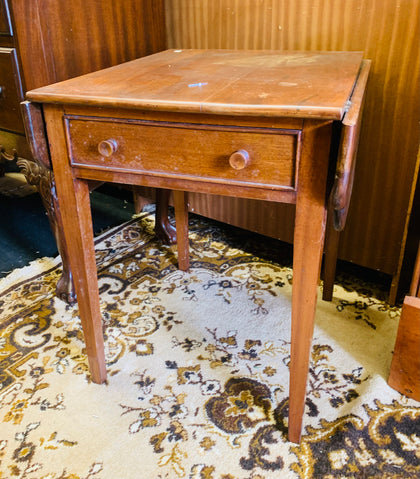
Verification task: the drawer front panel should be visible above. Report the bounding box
[0,48,24,133]
[0,1,11,35]
[67,118,298,190]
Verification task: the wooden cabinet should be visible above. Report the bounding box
[0,0,166,169]
[0,46,23,133]
[0,0,29,164]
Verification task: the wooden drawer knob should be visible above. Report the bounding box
[98,139,118,157]
[229,149,250,170]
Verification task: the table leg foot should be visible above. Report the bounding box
[88,355,108,384]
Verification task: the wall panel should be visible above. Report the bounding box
[165,0,420,277]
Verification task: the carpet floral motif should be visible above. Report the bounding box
[0,212,418,478]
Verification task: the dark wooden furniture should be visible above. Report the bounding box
[388,242,420,401]
[0,0,30,170]
[27,49,370,443]
[0,0,166,300]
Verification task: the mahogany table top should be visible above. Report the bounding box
[27,49,364,120]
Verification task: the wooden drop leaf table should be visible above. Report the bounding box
[26,49,370,443]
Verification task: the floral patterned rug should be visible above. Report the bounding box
[0,212,419,479]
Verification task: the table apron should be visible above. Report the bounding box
[72,166,297,204]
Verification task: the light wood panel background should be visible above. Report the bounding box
[164,0,420,284]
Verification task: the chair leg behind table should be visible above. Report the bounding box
[16,158,76,304]
[155,188,177,245]
[132,187,177,245]
[288,120,332,443]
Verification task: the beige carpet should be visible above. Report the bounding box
[0,212,419,479]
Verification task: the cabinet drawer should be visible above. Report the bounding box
[0,48,24,133]
[0,1,11,35]
[66,117,299,190]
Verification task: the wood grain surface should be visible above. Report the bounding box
[27,49,363,120]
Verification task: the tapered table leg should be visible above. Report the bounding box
[62,179,106,383]
[173,190,190,271]
[45,106,106,384]
[288,121,332,443]
[51,177,106,383]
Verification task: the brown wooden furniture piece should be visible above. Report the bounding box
[26,49,370,443]
[388,242,420,401]
[0,0,166,301]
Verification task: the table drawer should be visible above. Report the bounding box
[66,117,299,189]
[0,48,24,133]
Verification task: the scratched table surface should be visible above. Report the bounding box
[27,49,363,120]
